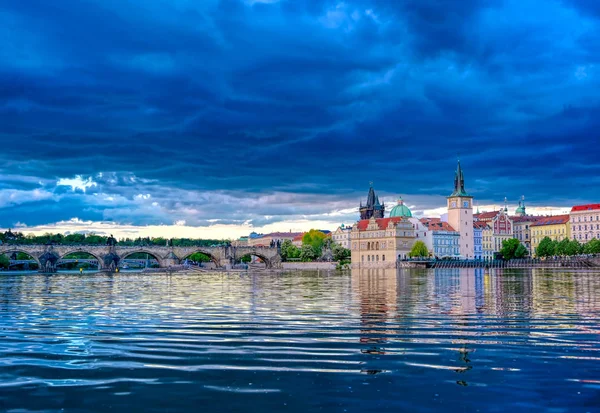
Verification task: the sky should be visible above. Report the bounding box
[0,0,598,239]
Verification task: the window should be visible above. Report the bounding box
[376,255,379,262]
[362,255,364,262]
[382,255,385,261]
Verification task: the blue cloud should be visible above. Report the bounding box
[0,0,598,228]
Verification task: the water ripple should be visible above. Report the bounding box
[0,269,599,412]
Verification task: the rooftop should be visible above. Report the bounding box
[473,221,490,229]
[355,217,406,231]
[571,203,600,212]
[420,219,457,232]
[530,215,570,227]
[474,211,500,220]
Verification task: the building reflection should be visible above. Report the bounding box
[351,268,398,356]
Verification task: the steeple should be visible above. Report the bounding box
[359,183,385,220]
[449,159,470,197]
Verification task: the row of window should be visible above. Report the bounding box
[573,224,600,231]
[572,233,600,240]
[573,215,600,222]
[362,255,386,262]
[533,228,566,236]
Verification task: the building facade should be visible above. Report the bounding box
[490,207,514,253]
[446,161,474,258]
[473,221,487,259]
[332,224,352,249]
[420,219,460,258]
[530,215,571,255]
[570,204,600,242]
[512,215,540,253]
[481,224,494,259]
[359,184,385,220]
[351,217,415,268]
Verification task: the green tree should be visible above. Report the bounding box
[514,243,528,258]
[332,244,351,261]
[536,237,556,257]
[280,239,301,261]
[584,238,600,254]
[554,238,570,256]
[299,244,318,262]
[302,230,327,256]
[409,240,429,258]
[240,254,252,263]
[565,239,582,256]
[0,254,9,269]
[500,238,521,260]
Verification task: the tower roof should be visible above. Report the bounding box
[449,160,471,197]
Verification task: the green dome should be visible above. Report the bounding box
[389,197,412,218]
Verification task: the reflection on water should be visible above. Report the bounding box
[0,269,598,412]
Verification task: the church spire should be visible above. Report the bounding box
[449,159,470,197]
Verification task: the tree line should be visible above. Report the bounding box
[535,237,600,257]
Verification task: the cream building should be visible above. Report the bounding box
[332,224,352,249]
[447,161,474,258]
[570,203,600,242]
[351,216,415,268]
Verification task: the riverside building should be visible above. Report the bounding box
[570,204,600,242]
[530,215,571,254]
[350,216,415,268]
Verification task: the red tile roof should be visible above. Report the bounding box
[292,233,305,242]
[530,215,570,227]
[571,203,600,212]
[355,217,405,231]
[421,220,457,232]
[473,221,490,229]
[474,211,500,220]
[510,215,543,223]
[419,217,441,225]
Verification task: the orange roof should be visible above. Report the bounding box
[530,215,570,227]
[474,211,500,220]
[419,217,441,225]
[355,217,405,231]
[473,221,490,229]
[421,220,457,232]
[571,204,600,212]
[292,233,305,242]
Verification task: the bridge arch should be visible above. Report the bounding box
[180,249,221,267]
[58,250,103,270]
[119,250,165,268]
[1,249,41,268]
[236,248,275,269]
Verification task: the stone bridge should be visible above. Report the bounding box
[0,244,282,272]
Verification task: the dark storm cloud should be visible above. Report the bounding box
[0,0,599,228]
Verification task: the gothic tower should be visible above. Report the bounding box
[447,160,474,258]
[359,183,385,220]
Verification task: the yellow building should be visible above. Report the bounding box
[530,215,571,254]
[351,216,415,268]
[481,223,494,259]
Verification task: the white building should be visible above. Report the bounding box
[332,224,352,249]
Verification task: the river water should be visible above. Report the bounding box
[0,269,598,412]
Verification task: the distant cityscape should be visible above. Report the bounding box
[231,161,600,267]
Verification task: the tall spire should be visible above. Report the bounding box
[450,159,470,197]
